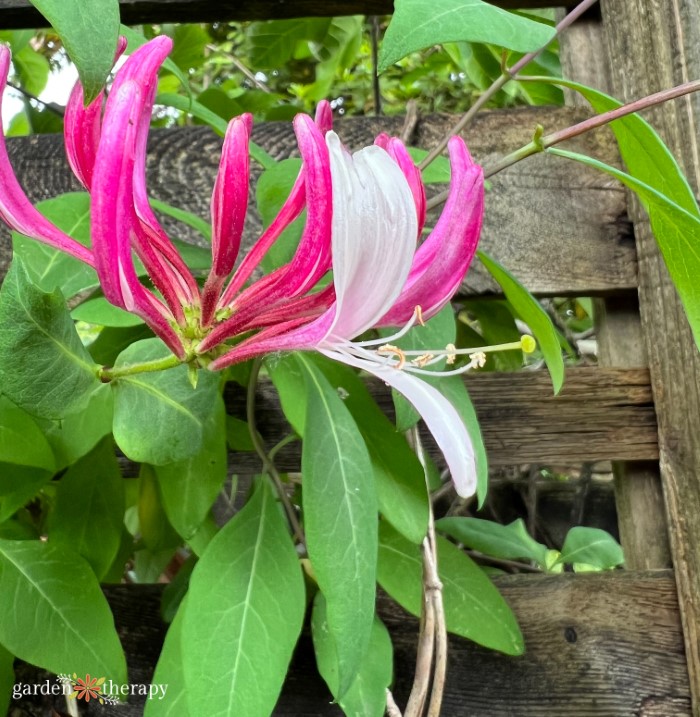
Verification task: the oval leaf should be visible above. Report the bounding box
[298,354,378,696]
[0,539,127,682]
[0,258,101,419]
[379,0,555,71]
[29,0,119,103]
[111,339,219,465]
[378,522,523,655]
[182,478,305,717]
[558,526,624,570]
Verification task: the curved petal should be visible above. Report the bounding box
[314,100,333,134]
[111,35,200,307]
[64,36,127,189]
[92,80,184,358]
[0,46,94,266]
[326,132,417,339]
[377,137,484,327]
[381,136,426,233]
[320,348,477,497]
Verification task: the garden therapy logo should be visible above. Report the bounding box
[57,674,119,705]
[56,674,169,703]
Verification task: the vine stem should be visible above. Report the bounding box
[247,357,305,544]
[98,353,183,381]
[401,427,448,717]
[418,0,601,170]
[425,77,700,211]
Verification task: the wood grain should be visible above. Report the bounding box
[10,571,690,716]
[601,0,700,709]
[0,0,579,28]
[557,12,671,570]
[222,367,659,474]
[1,107,634,298]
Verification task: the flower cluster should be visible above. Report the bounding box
[0,37,484,495]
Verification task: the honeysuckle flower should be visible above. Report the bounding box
[0,35,485,496]
[208,123,485,497]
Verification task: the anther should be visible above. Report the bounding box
[445,343,457,365]
[378,344,407,369]
[411,353,435,368]
[415,305,425,326]
[468,351,487,369]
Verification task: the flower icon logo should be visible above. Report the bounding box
[70,674,104,702]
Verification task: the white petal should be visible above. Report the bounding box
[320,348,477,497]
[326,132,417,339]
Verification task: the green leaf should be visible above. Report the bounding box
[145,599,190,717]
[536,78,699,216]
[0,397,55,472]
[29,0,119,103]
[225,415,256,452]
[170,24,210,72]
[436,517,548,566]
[182,479,305,717]
[0,258,101,419]
[138,465,181,552]
[111,339,220,465]
[0,642,13,717]
[38,383,113,471]
[156,395,228,539]
[558,526,624,570]
[72,297,144,328]
[255,159,305,273]
[407,147,451,184]
[12,192,97,298]
[478,250,564,393]
[312,594,393,717]
[13,44,49,96]
[0,539,127,681]
[155,92,275,169]
[247,18,332,68]
[379,0,555,71]
[298,354,377,695]
[549,148,700,352]
[378,522,523,655]
[466,300,523,371]
[0,468,52,524]
[48,438,125,580]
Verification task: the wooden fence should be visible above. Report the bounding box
[3,0,700,715]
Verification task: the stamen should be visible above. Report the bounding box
[377,344,406,369]
[356,305,424,347]
[411,353,435,368]
[468,351,487,369]
[445,343,457,365]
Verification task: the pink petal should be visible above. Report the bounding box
[377,137,484,327]
[208,310,336,370]
[320,348,477,497]
[201,115,252,324]
[112,36,200,308]
[0,46,94,267]
[92,80,184,358]
[383,137,426,234]
[64,36,127,190]
[314,100,333,133]
[326,132,417,339]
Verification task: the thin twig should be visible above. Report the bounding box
[401,99,420,144]
[386,689,404,717]
[247,358,305,543]
[7,80,65,116]
[206,44,272,93]
[466,550,543,573]
[370,16,382,116]
[418,0,600,169]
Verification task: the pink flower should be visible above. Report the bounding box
[209,122,485,496]
[0,36,485,495]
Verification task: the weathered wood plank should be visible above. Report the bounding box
[0,0,578,29]
[601,0,700,709]
[557,12,671,570]
[223,367,659,473]
[11,571,690,716]
[1,107,634,297]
